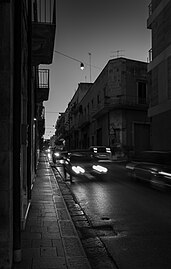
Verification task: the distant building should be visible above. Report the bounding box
[57,58,150,157]
[147,0,171,150]
[55,83,92,150]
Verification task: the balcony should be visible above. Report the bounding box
[36,69,50,102]
[78,114,90,128]
[147,0,170,29]
[92,95,149,118]
[32,0,56,65]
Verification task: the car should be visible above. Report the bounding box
[126,151,171,190]
[52,150,68,164]
[63,150,108,181]
[89,146,112,162]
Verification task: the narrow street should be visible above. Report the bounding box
[55,162,171,269]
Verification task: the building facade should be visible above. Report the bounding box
[0,1,56,268]
[55,83,92,150]
[56,58,150,157]
[147,0,171,150]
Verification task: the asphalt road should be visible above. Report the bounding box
[64,162,171,269]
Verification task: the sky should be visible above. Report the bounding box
[43,0,151,139]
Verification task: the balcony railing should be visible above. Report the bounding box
[36,69,50,102]
[148,2,152,16]
[38,69,49,88]
[32,0,56,65]
[32,0,56,24]
[92,95,148,118]
[105,95,148,106]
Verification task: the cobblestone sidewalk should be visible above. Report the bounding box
[13,152,91,269]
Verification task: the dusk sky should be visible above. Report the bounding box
[44,0,151,139]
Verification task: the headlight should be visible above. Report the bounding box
[72,166,85,174]
[92,165,108,173]
[158,171,171,177]
[126,164,134,170]
[54,152,60,157]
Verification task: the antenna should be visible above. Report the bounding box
[89,52,92,83]
[111,50,125,58]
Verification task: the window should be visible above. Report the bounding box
[97,94,100,104]
[87,103,89,115]
[137,81,146,104]
[151,67,158,106]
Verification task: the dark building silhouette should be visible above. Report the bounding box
[147,0,171,150]
[0,1,56,267]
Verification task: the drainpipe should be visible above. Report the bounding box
[27,0,32,201]
[108,111,110,146]
[13,0,21,262]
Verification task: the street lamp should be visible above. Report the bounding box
[55,50,85,70]
[80,62,85,70]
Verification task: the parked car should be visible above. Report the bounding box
[63,150,108,181]
[126,151,171,190]
[89,146,112,161]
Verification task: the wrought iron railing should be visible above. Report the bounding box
[104,95,148,106]
[38,69,49,88]
[32,0,56,24]
[148,2,152,16]
[91,95,148,116]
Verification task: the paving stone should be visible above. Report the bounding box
[63,237,85,257]
[21,239,32,248]
[72,215,88,222]
[53,196,64,202]
[59,221,77,237]
[57,209,70,220]
[40,247,57,257]
[47,225,60,233]
[42,216,57,221]
[22,247,40,258]
[67,257,91,269]
[13,259,32,269]
[54,201,66,208]
[43,208,56,213]
[41,232,61,239]
[62,195,74,200]
[75,221,91,228]
[70,210,84,216]
[27,221,44,227]
[32,257,67,269]
[52,239,65,256]
[32,239,52,248]
[67,203,82,211]
[44,212,57,217]
[43,221,60,228]
[82,237,104,248]
[31,226,48,233]
[22,232,41,240]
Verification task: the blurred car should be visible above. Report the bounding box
[52,150,68,164]
[126,151,171,190]
[89,146,112,162]
[63,151,108,181]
